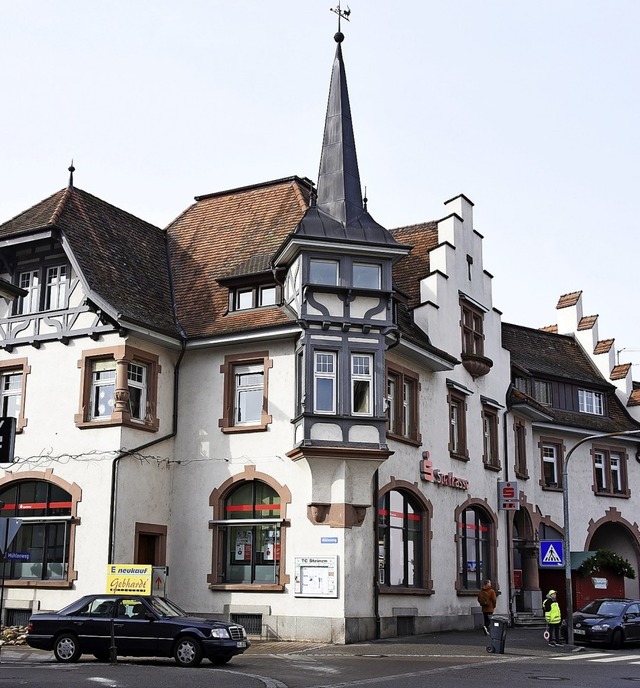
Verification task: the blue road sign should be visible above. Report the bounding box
[540,539,564,567]
[6,551,30,561]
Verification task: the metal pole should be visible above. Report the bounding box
[0,507,7,664]
[562,429,640,646]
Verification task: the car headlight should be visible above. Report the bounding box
[592,623,610,632]
[210,628,231,639]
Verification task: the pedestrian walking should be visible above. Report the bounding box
[543,589,563,646]
[477,578,497,635]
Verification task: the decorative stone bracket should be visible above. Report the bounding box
[307,502,369,528]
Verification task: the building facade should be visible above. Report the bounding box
[0,32,638,642]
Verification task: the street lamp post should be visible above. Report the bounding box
[563,429,640,646]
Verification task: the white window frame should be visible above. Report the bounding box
[450,401,460,454]
[233,364,264,426]
[16,269,39,315]
[0,370,22,418]
[44,264,69,311]
[127,362,148,422]
[236,288,254,310]
[542,444,559,486]
[578,389,604,415]
[610,452,623,493]
[259,285,276,306]
[90,360,116,420]
[314,351,336,414]
[351,353,373,416]
[594,451,607,492]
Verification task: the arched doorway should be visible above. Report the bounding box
[586,510,640,599]
[512,507,541,615]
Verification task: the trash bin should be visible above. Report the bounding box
[486,616,508,654]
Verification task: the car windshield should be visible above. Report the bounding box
[581,600,626,617]
[148,596,187,617]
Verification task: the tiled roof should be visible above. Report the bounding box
[594,338,614,354]
[166,177,310,339]
[389,222,439,305]
[610,363,631,381]
[502,323,604,385]
[540,325,558,333]
[578,315,598,330]
[0,187,177,337]
[502,322,640,432]
[629,387,640,407]
[556,291,582,309]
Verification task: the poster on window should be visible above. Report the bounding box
[235,530,252,561]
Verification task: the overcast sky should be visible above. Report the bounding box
[2,1,638,371]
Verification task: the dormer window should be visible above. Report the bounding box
[353,263,380,289]
[14,263,69,315]
[309,259,338,286]
[232,284,278,311]
[578,389,604,415]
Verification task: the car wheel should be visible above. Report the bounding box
[173,637,203,667]
[53,633,81,663]
[209,655,232,665]
[610,629,623,650]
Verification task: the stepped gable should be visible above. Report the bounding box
[166,177,311,339]
[0,186,177,337]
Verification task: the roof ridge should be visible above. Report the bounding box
[50,186,73,226]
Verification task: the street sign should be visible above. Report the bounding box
[540,539,564,567]
[0,417,16,463]
[6,551,30,561]
[0,517,22,556]
[152,566,167,595]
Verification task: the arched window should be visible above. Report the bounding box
[377,489,425,588]
[217,481,281,585]
[458,506,492,590]
[0,480,73,581]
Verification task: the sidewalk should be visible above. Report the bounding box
[0,626,583,663]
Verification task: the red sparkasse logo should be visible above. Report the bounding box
[420,452,469,491]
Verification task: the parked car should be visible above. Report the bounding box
[26,594,250,667]
[572,597,640,649]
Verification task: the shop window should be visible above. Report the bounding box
[209,474,290,591]
[377,487,430,590]
[0,477,79,586]
[457,505,494,591]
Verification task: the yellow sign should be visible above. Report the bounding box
[106,564,152,595]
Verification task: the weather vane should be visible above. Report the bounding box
[330,2,351,33]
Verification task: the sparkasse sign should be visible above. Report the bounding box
[420,452,469,490]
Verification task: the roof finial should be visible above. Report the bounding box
[363,185,368,212]
[68,160,75,188]
[330,2,350,42]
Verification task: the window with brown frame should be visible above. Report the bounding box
[540,439,563,490]
[0,357,30,432]
[481,405,500,469]
[75,345,160,431]
[514,418,528,479]
[219,351,273,433]
[448,387,469,460]
[386,364,421,445]
[460,300,484,356]
[592,447,629,497]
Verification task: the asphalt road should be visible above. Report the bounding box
[3,627,640,688]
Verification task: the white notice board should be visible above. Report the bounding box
[294,555,338,598]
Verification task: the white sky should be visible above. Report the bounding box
[2,1,638,371]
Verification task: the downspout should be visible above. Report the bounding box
[373,468,380,639]
[108,229,187,564]
[502,394,514,627]
[108,340,185,563]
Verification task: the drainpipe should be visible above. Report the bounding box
[502,400,514,627]
[108,340,185,564]
[373,468,380,639]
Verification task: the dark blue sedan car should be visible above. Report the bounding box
[573,597,640,649]
[26,594,249,667]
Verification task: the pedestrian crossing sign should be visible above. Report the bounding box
[540,539,564,567]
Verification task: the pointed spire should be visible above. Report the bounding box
[315,29,364,226]
[68,160,75,188]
